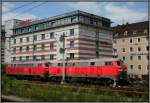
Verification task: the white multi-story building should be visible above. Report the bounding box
[113,21,149,80]
[11,10,113,63]
[3,19,23,63]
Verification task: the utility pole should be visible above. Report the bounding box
[60,33,65,84]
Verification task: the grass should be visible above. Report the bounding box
[1,73,149,102]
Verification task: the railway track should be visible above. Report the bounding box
[21,80,147,96]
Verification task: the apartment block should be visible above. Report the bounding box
[113,21,149,80]
[11,10,113,63]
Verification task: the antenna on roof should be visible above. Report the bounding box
[122,17,125,25]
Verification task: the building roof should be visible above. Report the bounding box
[13,10,111,29]
[112,21,149,38]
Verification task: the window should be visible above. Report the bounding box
[70,29,74,36]
[26,56,29,61]
[113,40,116,43]
[50,54,54,60]
[33,35,37,41]
[117,61,123,66]
[26,37,29,42]
[130,39,132,43]
[144,29,148,34]
[35,26,38,30]
[13,48,16,53]
[26,46,29,52]
[51,21,56,26]
[124,31,128,36]
[146,36,149,41]
[130,65,133,69]
[123,56,125,61]
[147,46,149,51]
[133,31,137,34]
[90,19,94,24]
[138,38,140,42]
[13,57,16,61]
[70,53,74,59]
[14,30,17,34]
[147,65,149,70]
[122,48,125,52]
[130,56,133,60]
[105,62,113,66]
[138,47,141,51]
[28,28,31,32]
[138,65,141,70]
[20,47,22,52]
[71,16,76,22]
[138,56,141,60]
[113,49,117,52]
[41,55,45,60]
[96,41,99,46]
[33,56,36,60]
[115,33,118,37]
[70,40,74,48]
[41,44,45,50]
[147,55,149,60]
[14,39,16,44]
[122,39,125,42]
[130,47,133,52]
[94,21,98,25]
[50,43,54,49]
[41,34,45,40]
[19,56,22,61]
[50,32,54,38]
[33,45,37,51]
[96,51,99,57]
[58,63,62,66]
[90,62,95,66]
[20,38,22,43]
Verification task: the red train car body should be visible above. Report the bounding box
[5,58,127,85]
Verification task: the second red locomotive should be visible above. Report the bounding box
[5,58,127,86]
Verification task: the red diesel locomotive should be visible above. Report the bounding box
[5,58,127,86]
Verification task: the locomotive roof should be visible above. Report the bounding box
[10,58,119,64]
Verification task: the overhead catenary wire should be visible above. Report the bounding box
[9,2,47,20]
[3,2,36,14]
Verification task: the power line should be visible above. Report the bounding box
[3,2,35,14]
[9,2,47,20]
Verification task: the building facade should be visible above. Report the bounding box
[11,10,113,63]
[3,19,23,63]
[1,25,6,63]
[113,21,149,80]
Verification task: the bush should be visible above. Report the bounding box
[1,74,148,102]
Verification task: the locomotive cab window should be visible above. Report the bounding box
[65,63,67,66]
[72,63,75,66]
[45,62,50,67]
[105,62,113,66]
[117,61,123,66]
[38,63,41,66]
[58,63,62,66]
[90,62,95,66]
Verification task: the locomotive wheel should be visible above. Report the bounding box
[66,77,70,83]
[107,79,114,87]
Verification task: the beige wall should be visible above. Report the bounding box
[113,36,149,78]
